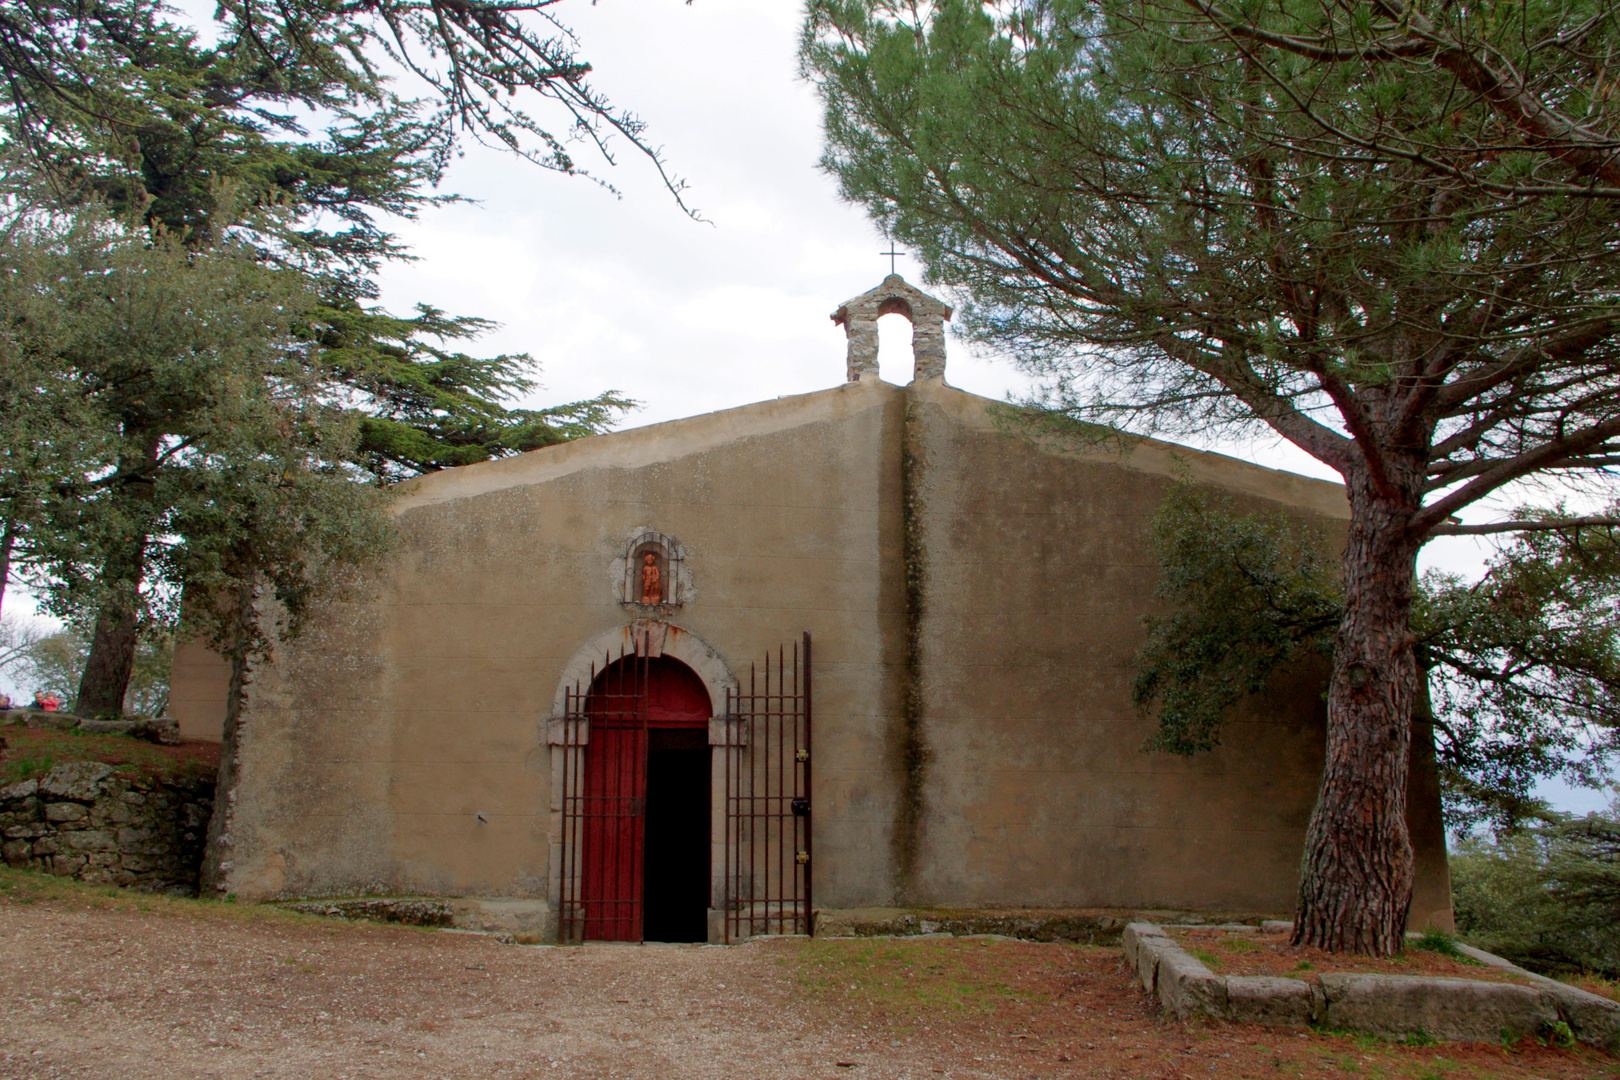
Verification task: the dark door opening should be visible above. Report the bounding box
[579,655,711,942]
[643,727,711,943]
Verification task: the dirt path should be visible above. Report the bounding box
[0,903,889,1080]
[0,891,1612,1080]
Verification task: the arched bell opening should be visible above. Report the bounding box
[831,273,953,383]
[876,310,916,385]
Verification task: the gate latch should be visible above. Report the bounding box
[791,798,810,817]
[795,850,810,865]
[795,748,809,762]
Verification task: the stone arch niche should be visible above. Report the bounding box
[548,622,736,726]
[614,528,691,609]
[831,273,953,383]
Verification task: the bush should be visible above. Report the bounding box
[1451,798,1620,977]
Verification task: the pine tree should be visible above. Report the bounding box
[0,1,659,711]
[805,0,1620,951]
[1133,484,1620,832]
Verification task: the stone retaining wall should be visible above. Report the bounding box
[0,762,215,895]
[1124,922,1619,1052]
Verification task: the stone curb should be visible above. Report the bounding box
[2,709,180,745]
[275,896,549,935]
[1454,942,1620,1053]
[813,907,1283,944]
[1122,921,1618,1050]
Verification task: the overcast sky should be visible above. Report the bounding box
[370,1,1039,422]
[2,0,1610,812]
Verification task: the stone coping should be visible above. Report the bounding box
[277,896,548,936]
[1124,922,1619,1052]
[2,708,179,744]
[813,907,1283,944]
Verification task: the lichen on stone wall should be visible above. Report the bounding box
[891,396,935,902]
[0,761,215,895]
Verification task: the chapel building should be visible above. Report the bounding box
[170,276,1453,942]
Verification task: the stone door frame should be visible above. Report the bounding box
[546,622,738,942]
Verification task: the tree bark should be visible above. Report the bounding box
[75,599,143,718]
[0,520,13,625]
[1293,459,1425,954]
[75,434,159,718]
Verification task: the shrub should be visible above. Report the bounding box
[1451,799,1620,977]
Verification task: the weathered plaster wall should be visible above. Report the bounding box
[211,378,909,909]
[170,641,229,742]
[898,381,1450,926]
[1,762,215,894]
[201,370,1449,927]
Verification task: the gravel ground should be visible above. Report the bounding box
[0,893,1612,1080]
[0,903,908,1080]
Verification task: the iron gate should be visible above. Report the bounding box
[556,646,649,943]
[724,632,813,942]
[555,632,812,944]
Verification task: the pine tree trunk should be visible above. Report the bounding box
[1293,460,1425,954]
[0,520,13,625]
[75,434,159,718]
[76,600,143,718]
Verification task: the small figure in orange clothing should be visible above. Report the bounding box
[34,691,61,712]
[639,552,662,604]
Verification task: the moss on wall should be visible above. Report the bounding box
[891,396,934,903]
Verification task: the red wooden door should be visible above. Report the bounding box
[581,656,710,941]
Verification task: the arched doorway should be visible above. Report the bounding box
[580,655,711,942]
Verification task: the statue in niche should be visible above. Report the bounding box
[639,552,662,604]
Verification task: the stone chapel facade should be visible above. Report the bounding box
[170,275,1452,942]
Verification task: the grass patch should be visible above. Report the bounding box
[0,727,216,785]
[1559,972,1619,1002]
[1222,935,1262,953]
[0,864,367,932]
[1408,930,1480,965]
[1191,946,1224,970]
[2,750,58,785]
[792,938,1054,1023]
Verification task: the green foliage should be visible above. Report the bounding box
[0,0,693,281]
[0,209,392,663]
[1409,929,1474,963]
[1451,800,1620,977]
[1134,485,1620,829]
[1421,519,1620,827]
[2,1,655,696]
[11,624,171,718]
[0,2,447,284]
[314,299,635,481]
[1133,483,1339,754]
[803,0,1620,452]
